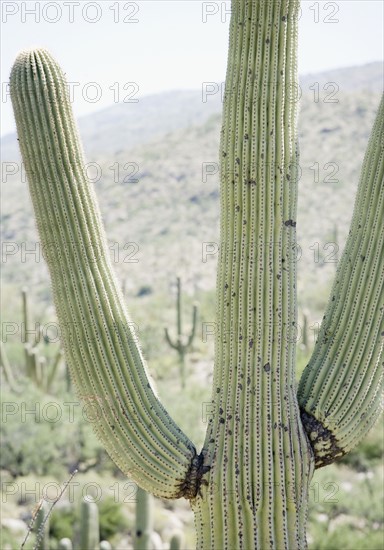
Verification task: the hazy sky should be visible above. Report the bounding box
[1,0,383,136]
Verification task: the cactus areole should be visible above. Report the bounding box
[10,0,383,548]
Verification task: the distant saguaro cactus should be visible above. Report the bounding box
[169,531,184,550]
[34,500,50,550]
[21,287,63,391]
[164,277,197,388]
[80,499,99,550]
[301,310,308,349]
[135,486,153,550]
[10,0,383,547]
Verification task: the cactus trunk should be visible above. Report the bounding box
[191,1,313,547]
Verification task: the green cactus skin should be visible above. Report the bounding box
[192,2,314,548]
[301,311,308,349]
[10,0,383,547]
[10,48,196,499]
[298,94,384,467]
[135,486,153,550]
[80,499,99,550]
[58,538,73,550]
[22,286,32,372]
[46,347,64,392]
[164,277,197,388]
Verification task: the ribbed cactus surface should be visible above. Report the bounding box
[298,95,384,466]
[10,48,196,500]
[135,486,153,550]
[10,0,383,548]
[192,2,313,547]
[80,499,99,550]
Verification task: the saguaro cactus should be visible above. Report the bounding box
[21,287,64,391]
[34,500,50,550]
[80,499,99,550]
[135,486,153,550]
[164,277,197,388]
[10,0,383,547]
[169,532,184,550]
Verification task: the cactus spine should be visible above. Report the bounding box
[164,277,197,388]
[135,486,153,550]
[10,0,383,547]
[80,499,99,550]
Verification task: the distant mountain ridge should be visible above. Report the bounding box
[299,61,383,93]
[1,61,382,313]
[1,61,382,161]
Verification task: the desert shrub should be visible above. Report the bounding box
[99,496,127,540]
[1,387,104,478]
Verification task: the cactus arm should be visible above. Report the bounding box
[298,95,384,467]
[176,277,182,338]
[10,49,197,499]
[186,304,198,348]
[22,287,32,372]
[21,287,29,344]
[193,1,313,548]
[164,327,179,351]
[46,347,64,392]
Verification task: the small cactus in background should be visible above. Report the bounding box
[169,531,184,550]
[99,541,112,550]
[301,310,308,349]
[164,277,197,388]
[135,486,153,550]
[22,286,32,369]
[80,499,99,550]
[34,500,50,550]
[20,287,64,392]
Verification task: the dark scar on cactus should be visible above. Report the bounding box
[300,409,346,468]
[176,450,210,500]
